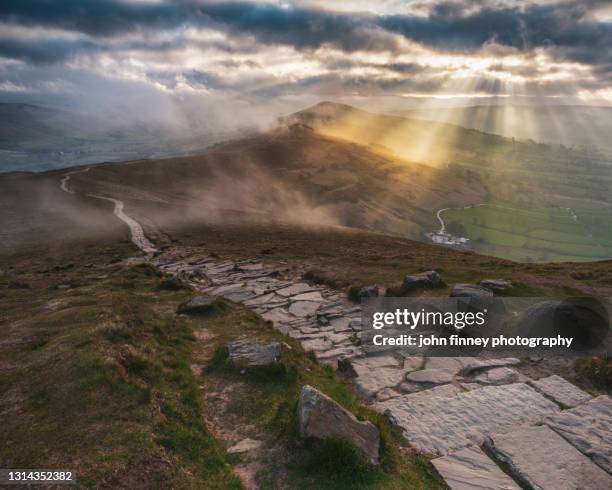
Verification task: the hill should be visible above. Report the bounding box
[392,104,612,155]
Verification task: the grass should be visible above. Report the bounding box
[0,239,445,488]
[197,302,444,489]
[0,255,241,488]
[158,221,612,299]
[443,203,612,262]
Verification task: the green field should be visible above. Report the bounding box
[443,203,612,262]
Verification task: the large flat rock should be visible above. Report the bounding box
[432,446,520,490]
[289,301,321,317]
[276,283,317,297]
[486,425,612,489]
[377,383,559,455]
[528,374,592,408]
[545,395,612,474]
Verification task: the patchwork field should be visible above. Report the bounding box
[442,203,612,262]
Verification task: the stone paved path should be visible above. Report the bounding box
[152,250,611,489]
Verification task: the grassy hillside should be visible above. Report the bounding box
[443,203,612,262]
[286,102,612,209]
[0,238,445,489]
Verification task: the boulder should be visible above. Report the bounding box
[298,385,380,464]
[450,284,494,298]
[514,298,609,351]
[479,279,512,291]
[402,270,442,292]
[177,295,217,314]
[358,285,379,298]
[227,339,281,367]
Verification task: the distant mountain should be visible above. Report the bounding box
[390,105,612,154]
[0,103,232,172]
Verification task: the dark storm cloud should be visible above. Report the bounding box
[0,1,609,66]
[0,36,100,63]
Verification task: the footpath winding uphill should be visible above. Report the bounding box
[60,171,612,489]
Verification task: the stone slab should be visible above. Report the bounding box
[291,291,324,302]
[486,425,612,489]
[377,383,559,455]
[473,367,519,385]
[289,301,321,317]
[432,445,520,490]
[406,368,455,385]
[528,374,592,408]
[276,283,317,297]
[545,395,612,474]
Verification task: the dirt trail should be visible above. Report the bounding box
[59,169,157,254]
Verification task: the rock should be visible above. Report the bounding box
[450,284,494,298]
[301,338,333,352]
[276,283,317,297]
[377,383,559,455]
[289,301,321,317]
[406,368,455,385]
[402,270,442,292]
[354,367,409,400]
[479,279,512,291]
[426,357,476,374]
[528,374,592,408]
[486,425,612,489]
[432,446,520,490]
[545,395,612,474]
[375,388,401,402]
[298,385,380,464]
[177,295,217,314]
[513,298,609,351]
[473,367,519,385]
[227,438,262,454]
[460,358,520,375]
[291,291,324,302]
[159,276,189,290]
[358,285,379,298]
[227,339,281,367]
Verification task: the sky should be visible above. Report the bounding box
[0,0,611,125]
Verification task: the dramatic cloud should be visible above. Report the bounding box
[0,0,610,109]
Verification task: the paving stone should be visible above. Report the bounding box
[276,283,317,297]
[316,346,361,361]
[243,292,277,306]
[377,383,559,455]
[261,307,293,324]
[291,291,324,302]
[460,358,521,375]
[426,357,477,374]
[375,388,401,402]
[528,374,592,408]
[486,425,612,489]
[473,367,519,385]
[301,338,333,352]
[406,368,455,385]
[353,367,408,400]
[289,301,321,317]
[545,395,612,474]
[432,445,520,490]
